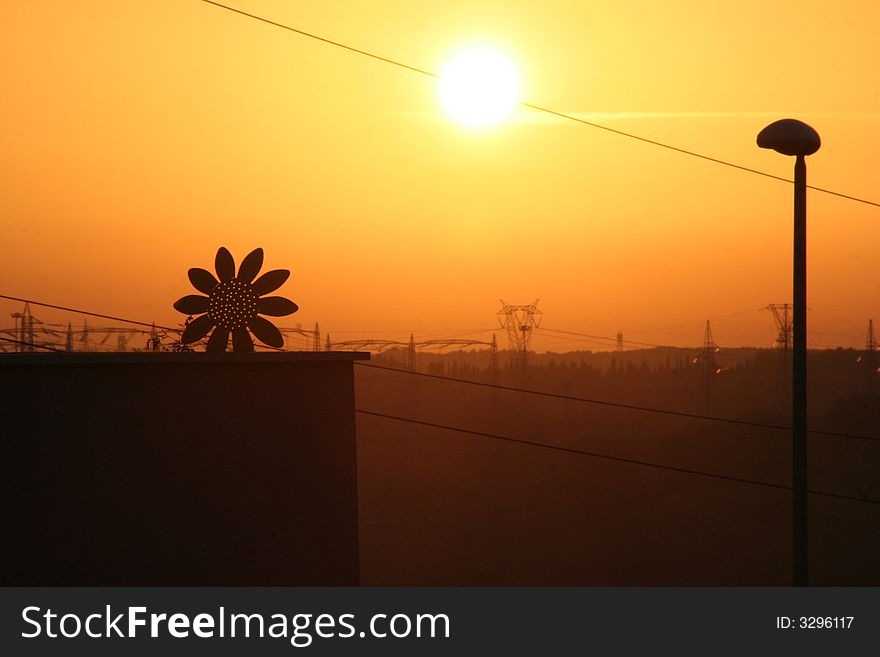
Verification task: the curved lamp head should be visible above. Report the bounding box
[757,119,820,156]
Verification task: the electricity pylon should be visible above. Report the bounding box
[497,300,542,368]
[858,319,878,385]
[701,320,721,413]
[10,303,35,352]
[765,304,792,350]
[765,304,794,398]
[703,320,720,369]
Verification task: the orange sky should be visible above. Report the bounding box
[1,0,878,352]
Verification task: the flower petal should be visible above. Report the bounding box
[237,248,264,284]
[232,327,254,352]
[181,313,215,343]
[188,268,219,295]
[206,326,229,353]
[173,295,210,315]
[252,269,290,296]
[257,296,299,317]
[215,247,235,283]
[249,315,284,348]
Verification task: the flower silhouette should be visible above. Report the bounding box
[174,247,298,352]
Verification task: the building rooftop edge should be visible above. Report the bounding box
[0,351,371,365]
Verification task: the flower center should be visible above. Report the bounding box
[208,279,259,330]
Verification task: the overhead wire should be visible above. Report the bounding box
[0,336,66,353]
[355,361,880,443]
[0,294,182,333]
[519,102,880,208]
[199,0,880,209]
[200,0,436,78]
[356,409,880,506]
[536,327,666,348]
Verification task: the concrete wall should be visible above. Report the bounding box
[1,352,367,585]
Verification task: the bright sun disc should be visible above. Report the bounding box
[439,48,520,126]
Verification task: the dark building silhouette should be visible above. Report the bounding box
[1,351,367,585]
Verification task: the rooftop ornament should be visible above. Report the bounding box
[174,247,298,352]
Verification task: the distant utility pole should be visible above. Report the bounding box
[497,300,542,369]
[616,331,624,354]
[407,334,416,371]
[313,323,321,352]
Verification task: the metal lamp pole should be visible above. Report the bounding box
[757,118,820,587]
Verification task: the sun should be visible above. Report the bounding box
[439,47,520,127]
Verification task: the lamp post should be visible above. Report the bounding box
[757,118,820,587]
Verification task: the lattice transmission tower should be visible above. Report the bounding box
[703,320,720,370]
[9,303,36,352]
[765,304,793,350]
[497,300,542,367]
[858,319,879,383]
[700,320,721,413]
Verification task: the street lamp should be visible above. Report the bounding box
[757,118,820,587]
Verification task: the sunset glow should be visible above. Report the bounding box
[1,1,878,350]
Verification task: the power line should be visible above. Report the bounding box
[419,328,498,342]
[355,361,880,443]
[200,0,435,77]
[356,408,880,506]
[0,336,66,353]
[519,102,880,208]
[0,294,181,333]
[200,0,880,209]
[536,327,665,348]
[534,327,753,362]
